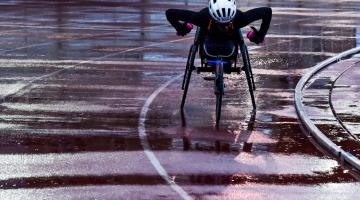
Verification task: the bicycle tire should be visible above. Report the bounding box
[215,92,222,126]
[181,46,193,90]
[240,44,256,111]
[244,61,256,110]
[181,44,197,109]
[215,62,224,126]
[244,46,255,91]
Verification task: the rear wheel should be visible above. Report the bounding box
[244,46,255,91]
[240,44,256,111]
[181,44,197,109]
[181,46,193,90]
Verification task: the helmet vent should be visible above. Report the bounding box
[209,0,237,22]
[216,9,221,17]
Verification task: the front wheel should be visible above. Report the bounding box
[215,93,222,127]
[215,62,224,127]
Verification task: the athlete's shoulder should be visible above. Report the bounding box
[234,9,244,16]
[196,7,212,26]
[199,7,210,16]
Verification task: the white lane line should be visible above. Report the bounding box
[0,36,191,102]
[0,9,158,33]
[329,62,359,139]
[0,24,170,54]
[295,47,360,171]
[138,74,192,200]
[0,13,310,55]
[0,59,185,67]
[249,27,333,52]
[0,36,192,198]
[0,13,151,31]
[0,4,207,54]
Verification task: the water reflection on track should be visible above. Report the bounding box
[0,0,359,199]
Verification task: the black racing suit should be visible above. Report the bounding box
[166,7,272,56]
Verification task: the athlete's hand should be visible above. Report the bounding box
[247,26,264,44]
[176,23,193,37]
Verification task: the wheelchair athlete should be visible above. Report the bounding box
[166,0,272,71]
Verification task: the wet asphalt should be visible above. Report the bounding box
[0,0,359,199]
[301,57,360,161]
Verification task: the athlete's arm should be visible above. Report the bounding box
[165,8,208,33]
[235,7,272,37]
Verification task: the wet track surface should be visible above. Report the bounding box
[301,57,360,160]
[0,0,359,199]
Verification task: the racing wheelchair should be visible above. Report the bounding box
[180,26,256,127]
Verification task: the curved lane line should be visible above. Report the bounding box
[329,61,359,140]
[295,47,360,171]
[138,73,192,200]
[0,35,193,199]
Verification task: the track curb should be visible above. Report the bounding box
[295,47,360,171]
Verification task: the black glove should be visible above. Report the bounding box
[248,26,265,44]
[176,22,192,37]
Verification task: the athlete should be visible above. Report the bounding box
[166,0,272,53]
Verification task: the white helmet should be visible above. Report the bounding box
[208,0,237,23]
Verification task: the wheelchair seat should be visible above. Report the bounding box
[202,36,236,58]
[200,34,238,73]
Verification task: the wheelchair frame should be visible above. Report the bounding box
[180,27,256,126]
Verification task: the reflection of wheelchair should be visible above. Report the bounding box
[180,27,256,127]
